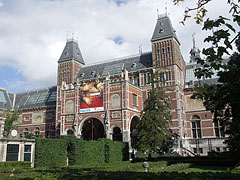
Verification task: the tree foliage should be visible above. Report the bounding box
[136,87,172,156]
[174,0,240,153]
[3,107,21,137]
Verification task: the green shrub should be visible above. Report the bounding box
[106,140,124,163]
[0,161,31,169]
[74,139,105,165]
[35,136,126,168]
[35,138,67,168]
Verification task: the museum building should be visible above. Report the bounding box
[0,14,227,157]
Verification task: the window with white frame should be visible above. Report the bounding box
[191,115,202,138]
[214,120,225,137]
[24,145,31,162]
[132,94,138,106]
[6,144,19,161]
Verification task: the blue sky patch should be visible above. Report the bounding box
[0,65,26,92]
[110,0,129,6]
[112,36,124,45]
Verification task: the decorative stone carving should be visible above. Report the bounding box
[111,94,121,109]
[32,112,44,124]
[111,111,121,119]
[66,100,74,113]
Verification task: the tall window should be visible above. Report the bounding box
[161,48,165,60]
[24,145,31,162]
[144,74,147,85]
[34,127,40,135]
[132,94,138,106]
[156,48,160,62]
[191,115,202,138]
[6,144,19,161]
[24,128,29,137]
[214,120,225,137]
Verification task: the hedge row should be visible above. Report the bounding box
[0,161,31,169]
[35,137,128,168]
[35,138,67,168]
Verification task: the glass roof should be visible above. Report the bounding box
[47,91,57,102]
[18,95,29,105]
[0,91,6,103]
[36,92,48,104]
[25,93,39,105]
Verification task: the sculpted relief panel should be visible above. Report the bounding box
[66,100,74,113]
[111,94,121,109]
[32,112,44,124]
[185,95,205,111]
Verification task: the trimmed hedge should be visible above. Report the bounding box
[0,161,31,169]
[104,139,124,163]
[35,138,67,168]
[35,137,127,167]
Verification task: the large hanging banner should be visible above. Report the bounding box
[79,82,104,113]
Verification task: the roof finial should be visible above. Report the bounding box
[139,44,142,55]
[72,32,74,40]
[165,2,168,16]
[157,4,160,19]
[66,30,68,41]
[192,33,196,49]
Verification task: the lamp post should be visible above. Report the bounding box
[88,118,94,140]
[92,119,94,140]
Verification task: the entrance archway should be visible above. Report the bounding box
[112,127,122,141]
[81,118,105,140]
[130,116,140,148]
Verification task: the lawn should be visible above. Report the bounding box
[0,161,239,180]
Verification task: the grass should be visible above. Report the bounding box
[0,161,240,180]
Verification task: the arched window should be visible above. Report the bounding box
[67,129,74,135]
[24,128,29,136]
[191,115,202,138]
[34,127,40,135]
[113,127,122,141]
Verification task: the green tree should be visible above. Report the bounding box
[174,0,240,154]
[3,107,21,137]
[136,79,172,157]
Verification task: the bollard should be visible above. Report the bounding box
[142,162,149,172]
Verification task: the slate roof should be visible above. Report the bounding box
[0,88,13,110]
[151,14,180,44]
[15,86,57,110]
[58,39,85,65]
[77,52,153,81]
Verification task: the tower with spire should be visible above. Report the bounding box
[189,33,201,63]
[57,38,85,85]
[151,14,186,153]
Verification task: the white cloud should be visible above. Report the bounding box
[0,0,232,92]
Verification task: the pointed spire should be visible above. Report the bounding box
[151,14,180,44]
[190,33,200,63]
[58,38,85,65]
[192,33,196,49]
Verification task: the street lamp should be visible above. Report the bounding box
[88,119,94,140]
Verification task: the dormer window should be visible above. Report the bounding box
[80,73,85,78]
[91,71,96,77]
[64,51,68,56]
[131,63,137,68]
[159,28,164,33]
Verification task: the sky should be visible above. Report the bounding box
[0,0,232,93]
